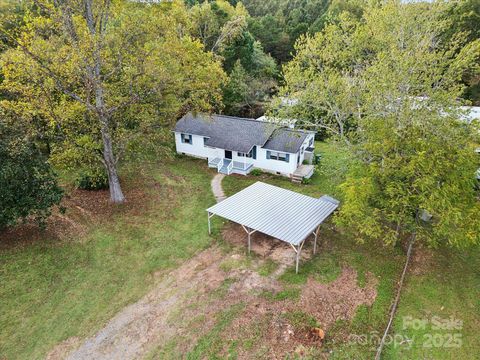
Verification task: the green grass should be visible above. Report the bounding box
[260,287,301,301]
[257,258,279,276]
[0,158,219,360]
[283,310,320,331]
[186,303,245,359]
[384,247,480,359]
[2,141,480,359]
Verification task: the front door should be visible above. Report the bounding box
[225,150,232,159]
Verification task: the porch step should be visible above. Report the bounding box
[219,166,229,174]
[292,175,303,183]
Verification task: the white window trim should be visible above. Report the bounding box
[181,133,192,144]
[268,151,289,162]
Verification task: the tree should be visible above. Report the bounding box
[279,1,480,247]
[0,112,63,229]
[243,0,330,64]
[443,0,480,105]
[189,0,278,117]
[1,0,226,203]
[189,0,249,54]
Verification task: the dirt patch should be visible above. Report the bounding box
[410,244,435,275]
[0,170,173,250]
[46,337,81,360]
[299,267,378,328]
[54,237,378,360]
[222,223,313,269]
[225,267,378,359]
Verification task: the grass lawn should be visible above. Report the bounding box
[221,141,480,359]
[384,246,480,359]
[0,158,219,360]
[221,142,403,358]
[1,141,479,359]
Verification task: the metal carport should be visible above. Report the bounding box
[207,181,339,273]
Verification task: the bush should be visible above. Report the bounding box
[301,177,312,185]
[249,168,263,176]
[0,121,64,229]
[76,167,109,190]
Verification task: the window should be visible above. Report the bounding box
[301,147,304,155]
[308,137,314,147]
[267,151,290,162]
[181,133,192,144]
[203,137,208,147]
[238,149,253,158]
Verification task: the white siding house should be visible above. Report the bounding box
[174,113,315,179]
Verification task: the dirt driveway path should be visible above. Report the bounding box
[61,248,227,360]
[48,175,377,359]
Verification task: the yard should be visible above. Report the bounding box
[0,142,479,359]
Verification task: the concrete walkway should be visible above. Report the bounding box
[211,173,226,202]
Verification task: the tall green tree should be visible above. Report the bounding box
[243,0,330,63]
[189,0,278,117]
[0,112,63,229]
[279,1,480,247]
[1,0,226,203]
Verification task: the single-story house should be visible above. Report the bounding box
[174,113,315,179]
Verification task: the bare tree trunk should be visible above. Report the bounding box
[84,0,125,203]
[100,120,125,203]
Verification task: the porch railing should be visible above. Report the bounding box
[227,160,233,175]
[217,158,224,172]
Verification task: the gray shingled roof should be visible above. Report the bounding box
[263,128,309,153]
[175,113,276,153]
[175,113,312,154]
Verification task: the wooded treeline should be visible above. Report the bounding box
[0,0,479,248]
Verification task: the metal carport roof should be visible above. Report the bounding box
[206,181,339,273]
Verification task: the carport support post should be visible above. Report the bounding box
[207,212,213,235]
[295,246,300,274]
[313,225,321,254]
[241,225,256,254]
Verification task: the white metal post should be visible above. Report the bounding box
[207,212,214,235]
[295,245,300,274]
[313,225,320,254]
[241,225,255,254]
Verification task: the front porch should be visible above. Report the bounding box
[292,164,315,183]
[208,157,254,175]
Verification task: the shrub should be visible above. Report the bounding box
[301,177,312,185]
[76,167,109,190]
[0,121,64,229]
[249,168,263,176]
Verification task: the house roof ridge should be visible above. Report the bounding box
[272,127,315,135]
[183,112,282,126]
[211,113,279,125]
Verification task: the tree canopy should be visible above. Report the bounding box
[188,0,278,117]
[277,1,480,247]
[1,0,226,203]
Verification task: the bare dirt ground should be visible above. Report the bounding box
[47,223,377,360]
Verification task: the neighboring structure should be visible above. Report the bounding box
[174,113,315,179]
[206,181,339,273]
